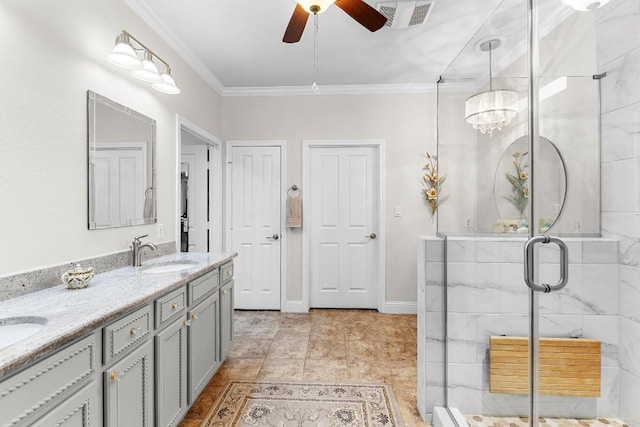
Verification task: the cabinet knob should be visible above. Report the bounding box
[171,302,178,309]
[110,371,122,382]
[191,313,198,320]
[183,319,191,327]
[222,289,227,295]
[130,327,137,335]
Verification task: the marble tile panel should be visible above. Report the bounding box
[538,314,583,338]
[582,315,620,367]
[479,392,530,418]
[476,314,529,362]
[599,46,640,114]
[476,240,527,263]
[596,0,640,67]
[423,362,445,416]
[425,238,444,262]
[447,363,484,415]
[601,213,640,268]
[620,264,640,321]
[597,366,622,418]
[425,279,445,312]
[620,368,640,427]
[601,158,640,213]
[418,239,426,293]
[446,313,478,364]
[582,240,620,264]
[619,317,640,377]
[446,239,477,263]
[558,264,619,315]
[425,312,444,363]
[537,240,583,264]
[601,102,640,163]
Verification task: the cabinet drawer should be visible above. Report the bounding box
[188,269,219,306]
[0,334,97,427]
[30,380,100,427]
[220,262,233,284]
[155,286,187,329]
[103,304,152,364]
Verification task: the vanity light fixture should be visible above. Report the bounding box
[107,30,180,95]
[561,0,610,11]
[465,38,518,136]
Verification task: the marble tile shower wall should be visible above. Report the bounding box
[417,236,619,420]
[597,1,640,425]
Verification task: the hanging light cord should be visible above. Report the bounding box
[488,43,493,91]
[314,13,319,85]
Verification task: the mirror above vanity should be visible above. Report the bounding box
[87,91,156,229]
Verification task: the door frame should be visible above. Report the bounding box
[175,115,223,253]
[302,139,386,312]
[224,140,287,311]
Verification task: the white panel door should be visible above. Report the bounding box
[181,144,208,252]
[230,146,281,310]
[308,145,379,308]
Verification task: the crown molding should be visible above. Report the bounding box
[124,0,225,94]
[220,83,438,97]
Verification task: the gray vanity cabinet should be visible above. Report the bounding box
[30,380,100,427]
[104,340,155,427]
[187,290,220,403]
[155,316,188,427]
[220,279,234,359]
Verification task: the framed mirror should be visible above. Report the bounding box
[87,91,156,229]
[493,135,567,232]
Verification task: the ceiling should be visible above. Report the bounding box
[126,0,571,95]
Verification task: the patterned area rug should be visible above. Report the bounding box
[201,380,404,426]
[465,414,630,427]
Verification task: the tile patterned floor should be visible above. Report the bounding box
[178,309,431,427]
[465,415,631,427]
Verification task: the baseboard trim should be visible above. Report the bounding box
[281,300,309,313]
[381,301,417,314]
[433,407,468,427]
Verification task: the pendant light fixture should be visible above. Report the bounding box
[107,30,181,95]
[311,13,321,94]
[465,38,518,136]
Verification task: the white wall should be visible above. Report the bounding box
[0,0,222,275]
[221,94,437,306]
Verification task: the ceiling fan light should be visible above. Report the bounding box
[152,72,181,95]
[131,52,162,83]
[296,0,337,14]
[561,0,610,11]
[107,34,142,69]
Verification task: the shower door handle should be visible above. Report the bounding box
[523,234,569,293]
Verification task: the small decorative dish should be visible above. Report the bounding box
[61,263,94,289]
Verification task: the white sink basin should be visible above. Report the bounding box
[0,317,47,350]
[141,261,198,274]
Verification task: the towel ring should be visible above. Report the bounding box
[287,185,302,197]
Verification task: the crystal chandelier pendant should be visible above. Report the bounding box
[465,38,518,136]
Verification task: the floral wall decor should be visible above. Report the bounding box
[505,151,529,218]
[421,152,449,218]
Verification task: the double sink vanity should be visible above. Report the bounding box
[0,251,236,427]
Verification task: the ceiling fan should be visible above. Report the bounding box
[283,0,388,43]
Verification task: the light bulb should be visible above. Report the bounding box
[107,34,142,69]
[152,71,181,95]
[131,52,162,83]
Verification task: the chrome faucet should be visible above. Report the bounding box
[132,234,158,267]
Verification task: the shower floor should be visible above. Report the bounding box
[465,415,630,427]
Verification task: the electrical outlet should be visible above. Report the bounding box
[157,223,164,238]
[394,206,402,217]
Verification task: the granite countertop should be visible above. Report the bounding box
[0,251,236,378]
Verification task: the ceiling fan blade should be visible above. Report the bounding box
[283,4,309,43]
[335,0,387,32]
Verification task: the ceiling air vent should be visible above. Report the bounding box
[376,1,435,29]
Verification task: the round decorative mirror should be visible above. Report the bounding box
[493,135,567,233]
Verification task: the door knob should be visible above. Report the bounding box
[266,234,280,240]
[365,233,377,239]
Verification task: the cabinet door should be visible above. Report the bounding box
[156,316,188,427]
[220,280,234,359]
[104,340,154,427]
[188,291,220,403]
[31,380,100,427]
